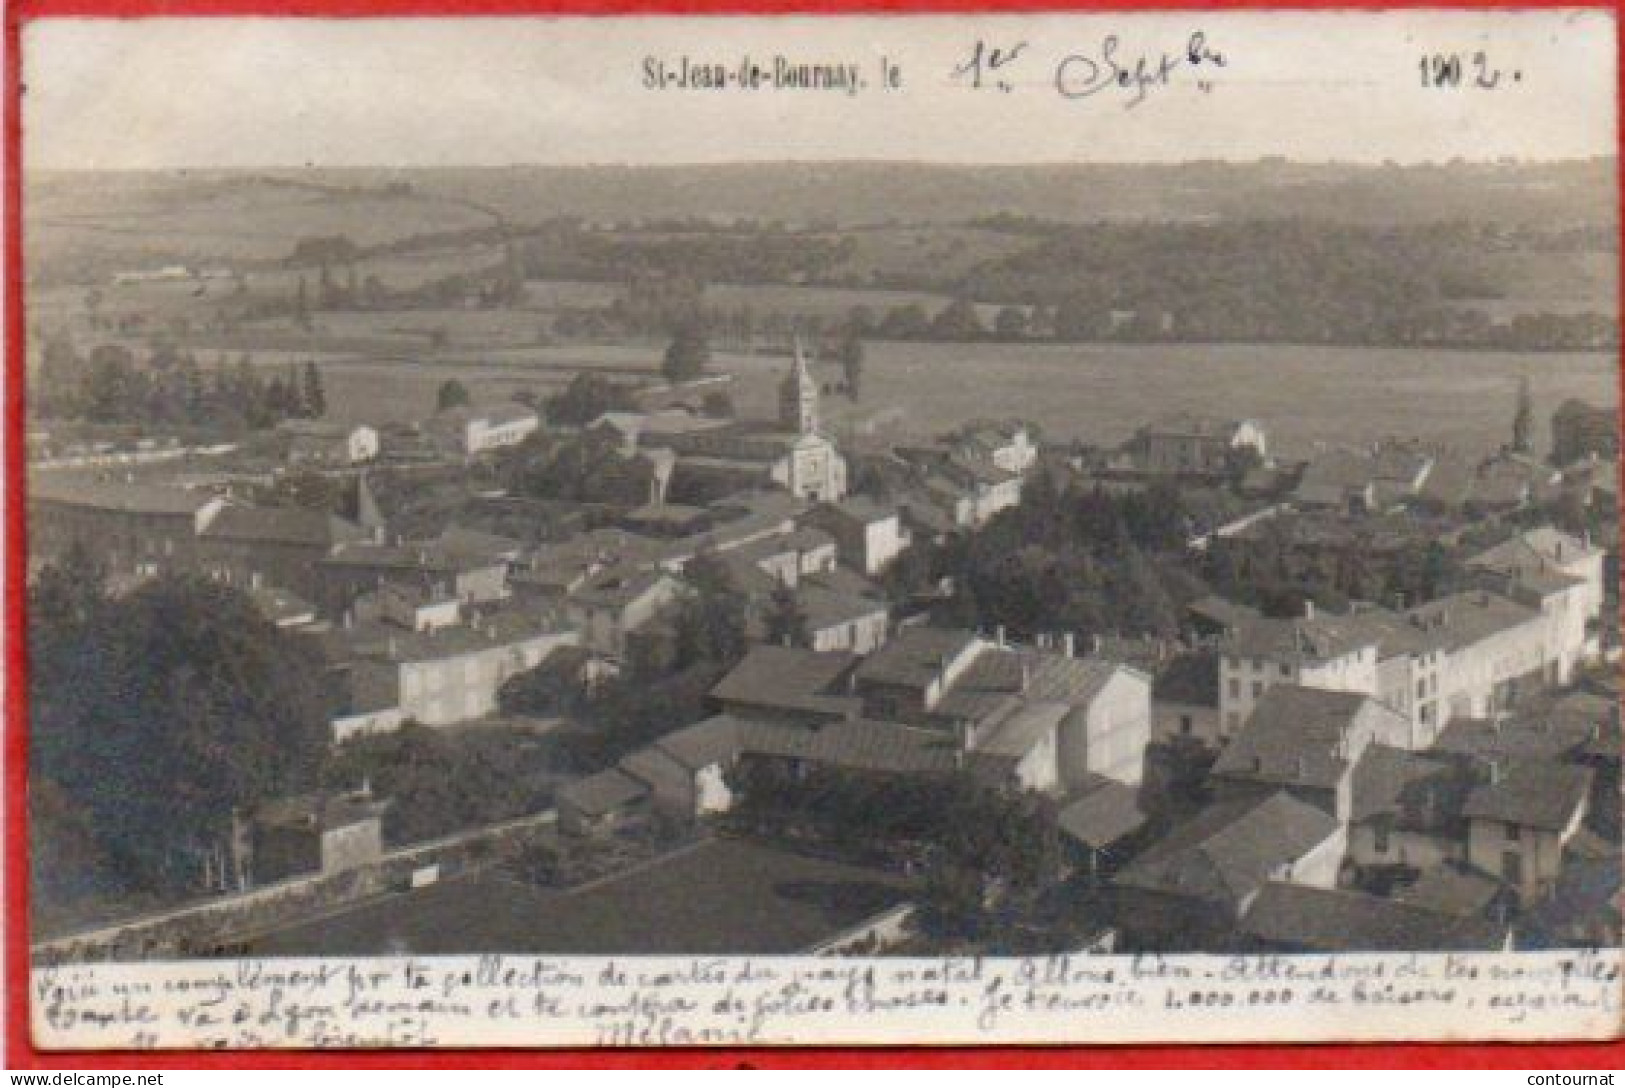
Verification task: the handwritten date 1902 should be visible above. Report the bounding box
[1419,52,1522,89]
[1056,31,1227,108]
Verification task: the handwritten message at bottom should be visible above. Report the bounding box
[32,951,1622,1049]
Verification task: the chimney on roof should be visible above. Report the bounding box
[1303,599,1316,620]
[995,624,1006,648]
[1063,632,1076,659]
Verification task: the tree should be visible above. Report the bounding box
[546,371,630,425]
[662,323,711,385]
[293,276,312,332]
[79,345,139,423]
[322,723,551,845]
[930,298,986,341]
[1512,375,1534,453]
[993,305,1029,341]
[29,574,330,896]
[838,332,865,402]
[672,555,749,668]
[436,378,472,412]
[301,361,327,418]
[498,652,587,719]
[763,584,811,648]
[879,303,931,340]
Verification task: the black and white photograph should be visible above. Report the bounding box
[18,9,1623,1048]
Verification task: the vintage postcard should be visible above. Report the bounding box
[14,7,1623,1051]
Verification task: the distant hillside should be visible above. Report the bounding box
[400,159,1618,229]
[23,159,1617,289]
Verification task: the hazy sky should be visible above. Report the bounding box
[23,10,1616,169]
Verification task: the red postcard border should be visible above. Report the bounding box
[4,0,1623,1068]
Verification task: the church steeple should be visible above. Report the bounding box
[779,335,820,435]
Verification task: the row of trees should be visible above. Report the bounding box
[36,337,327,430]
[960,219,1619,349]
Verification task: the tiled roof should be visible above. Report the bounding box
[1403,591,1539,653]
[654,715,747,771]
[571,566,675,611]
[1056,780,1146,849]
[1469,526,1601,573]
[812,496,898,525]
[710,645,861,717]
[1212,685,1374,790]
[1220,612,1377,663]
[557,768,649,817]
[797,583,888,632]
[203,504,365,548]
[853,626,984,690]
[1433,715,1596,763]
[973,700,1070,760]
[322,540,507,575]
[1348,744,1470,834]
[1114,792,1340,906]
[932,648,1125,724]
[323,606,569,665]
[436,525,523,561]
[1462,763,1593,832]
[801,567,884,600]
[30,476,217,516]
[1394,866,1505,917]
[1241,883,1506,952]
[741,718,962,776]
[1335,606,1430,659]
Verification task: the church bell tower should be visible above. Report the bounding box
[779,336,820,435]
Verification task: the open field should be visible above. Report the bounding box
[303,340,1615,460]
[246,836,913,956]
[22,286,1616,459]
[728,341,1618,459]
[26,176,498,273]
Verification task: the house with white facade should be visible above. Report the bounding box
[1216,606,1380,739]
[426,404,540,457]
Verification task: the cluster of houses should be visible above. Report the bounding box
[559,625,1153,837]
[547,519,1614,952]
[1124,521,1615,950]
[26,353,1620,952]
[26,351,1041,746]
